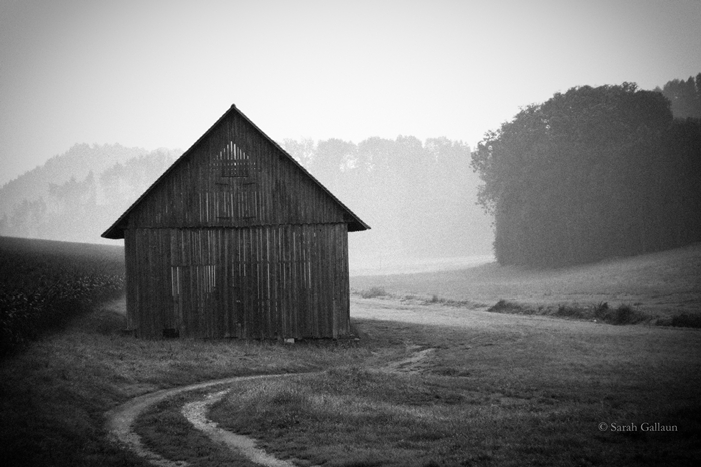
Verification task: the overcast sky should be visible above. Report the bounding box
[1,0,700,186]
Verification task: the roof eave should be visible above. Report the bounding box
[101,224,125,239]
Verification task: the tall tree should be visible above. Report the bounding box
[658,74,701,119]
[470,83,699,267]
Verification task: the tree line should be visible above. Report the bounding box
[471,81,701,267]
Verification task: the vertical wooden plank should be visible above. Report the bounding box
[330,225,338,339]
[145,230,154,337]
[312,226,321,337]
[256,228,264,338]
[305,225,313,337]
[305,224,313,337]
[244,226,252,337]
[341,224,348,335]
[185,230,195,337]
[261,228,269,337]
[324,225,333,338]
[222,228,231,338]
[237,228,244,337]
[240,227,247,337]
[281,225,288,338]
[144,230,155,337]
[270,225,278,338]
[124,229,136,332]
[290,225,298,338]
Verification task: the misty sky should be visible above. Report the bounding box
[1,0,700,186]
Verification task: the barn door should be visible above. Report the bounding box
[170,264,217,337]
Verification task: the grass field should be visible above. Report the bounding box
[0,297,395,466]
[1,240,700,466]
[351,242,701,322]
[205,300,701,466]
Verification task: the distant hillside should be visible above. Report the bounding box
[0,144,181,244]
[1,144,145,215]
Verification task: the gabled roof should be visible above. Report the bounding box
[101,104,369,239]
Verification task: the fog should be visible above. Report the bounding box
[1,1,699,271]
[0,139,494,273]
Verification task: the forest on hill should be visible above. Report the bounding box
[0,145,179,244]
[472,76,701,267]
[0,143,151,216]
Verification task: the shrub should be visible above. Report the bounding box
[669,313,701,328]
[488,299,532,314]
[360,287,388,299]
[555,304,583,318]
[593,302,610,320]
[592,303,648,325]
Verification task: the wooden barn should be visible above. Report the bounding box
[102,104,369,340]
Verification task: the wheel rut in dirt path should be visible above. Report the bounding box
[105,373,310,467]
[182,389,301,467]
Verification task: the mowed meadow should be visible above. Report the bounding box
[351,242,701,322]
[1,237,700,466]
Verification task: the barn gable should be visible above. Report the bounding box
[102,104,368,239]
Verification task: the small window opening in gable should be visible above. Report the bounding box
[218,141,252,178]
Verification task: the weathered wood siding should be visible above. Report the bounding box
[126,109,353,231]
[108,105,366,339]
[124,224,350,339]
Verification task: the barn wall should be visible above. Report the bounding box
[124,224,350,339]
[127,110,351,231]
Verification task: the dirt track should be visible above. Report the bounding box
[106,373,305,467]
